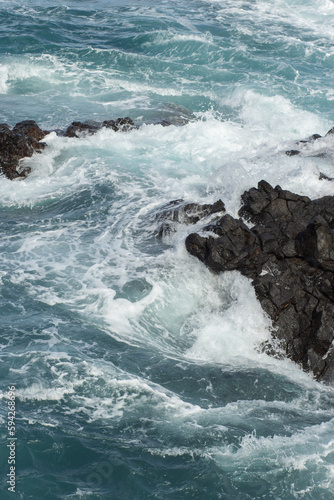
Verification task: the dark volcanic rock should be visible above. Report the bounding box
[319,172,334,182]
[0,120,47,179]
[65,120,101,138]
[186,215,264,277]
[103,117,135,132]
[285,149,300,156]
[185,181,334,383]
[65,117,136,137]
[12,120,46,142]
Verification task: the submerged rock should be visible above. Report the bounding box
[0,120,47,179]
[185,180,334,383]
[319,172,334,182]
[156,199,225,238]
[285,127,334,160]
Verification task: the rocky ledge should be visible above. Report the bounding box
[0,117,135,179]
[181,181,334,383]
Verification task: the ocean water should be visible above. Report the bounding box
[1,0,334,498]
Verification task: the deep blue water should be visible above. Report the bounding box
[1,1,334,499]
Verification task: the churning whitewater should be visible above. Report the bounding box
[1,0,334,499]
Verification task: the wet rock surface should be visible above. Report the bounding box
[0,120,47,179]
[185,180,334,383]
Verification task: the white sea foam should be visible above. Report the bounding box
[0,18,333,397]
[17,382,75,402]
[142,30,214,47]
[0,57,67,95]
[213,417,334,484]
[1,102,333,366]
[205,0,334,42]
[0,64,9,93]
[184,271,271,364]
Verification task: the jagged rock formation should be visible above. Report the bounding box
[185,181,334,383]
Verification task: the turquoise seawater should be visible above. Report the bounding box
[1,1,334,499]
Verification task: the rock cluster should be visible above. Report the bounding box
[2,117,333,181]
[0,117,136,179]
[0,120,47,179]
[184,181,334,383]
[64,117,135,138]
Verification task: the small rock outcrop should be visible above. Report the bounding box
[65,117,136,138]
[0,120,47,179]
[185,181,334,383]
